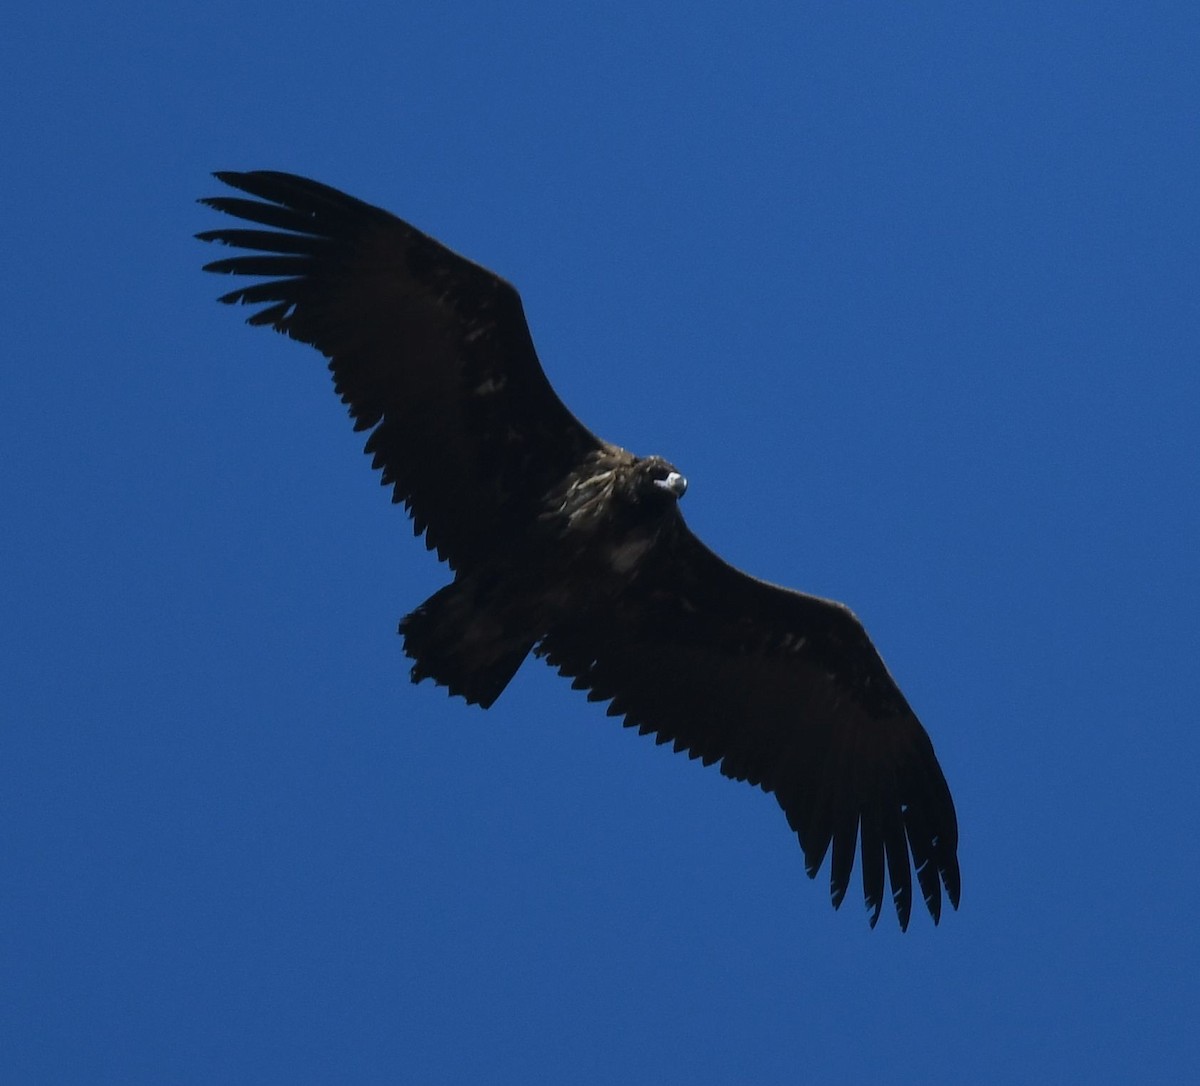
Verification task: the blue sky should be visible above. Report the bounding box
[4,2,1198,1081]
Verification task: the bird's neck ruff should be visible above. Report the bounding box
[543,451,684,534]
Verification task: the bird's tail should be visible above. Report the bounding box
[399,581,535,708]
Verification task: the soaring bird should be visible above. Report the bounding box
[199,171,960,929]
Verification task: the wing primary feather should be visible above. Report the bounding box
[941,848,962,912]
[246,302,292,328]
[798,799,834,882]
[214,278,305,308]
[904,805,944,925]
[882,795,914,932]
[829,805,859,911]
[197,195,323,235]
[195,227,321,254]
[859,796,886,928]
[796,731,846,880]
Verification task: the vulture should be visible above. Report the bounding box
[198,170,960,929]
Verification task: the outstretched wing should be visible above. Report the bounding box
[538,516,960,930]
[198,170,605,571]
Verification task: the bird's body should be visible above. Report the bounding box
[199,171,960,928]
[402,449,685,708]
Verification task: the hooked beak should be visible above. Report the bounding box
[653,471,688,498]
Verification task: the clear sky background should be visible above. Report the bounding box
[4,2,1198,1082]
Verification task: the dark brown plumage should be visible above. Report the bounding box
[198,170,960,929]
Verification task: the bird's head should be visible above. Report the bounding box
[636,456,688,504]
